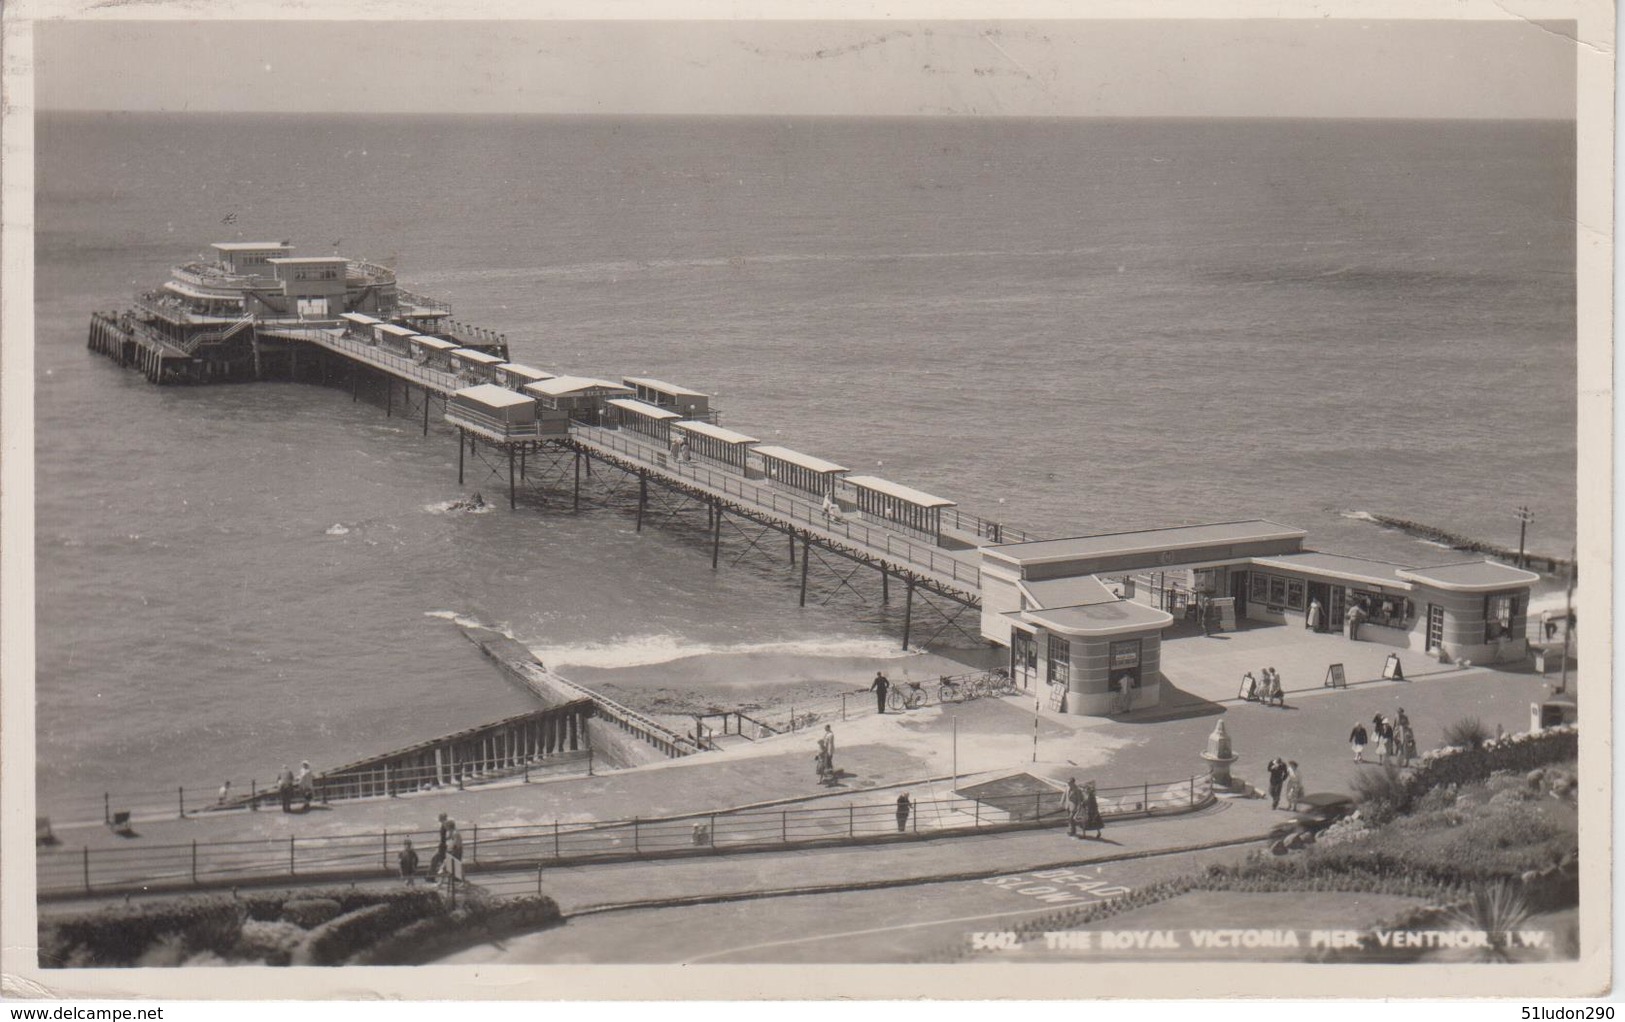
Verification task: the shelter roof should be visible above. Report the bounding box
[608,398,682,420]
[453,384,536,410]
[1017,576,1120,611]
[498,363,554,381]
[1020,600,1174,638]
[451,348,505,365]
[524,376,633,398]
[673,420,760,445]
[1250,552,1414,589]
[1396,560,1541,592]
[623,376,708,399]
[754,445,849,475]
[844,475,956,509]
[986,519,1305,568]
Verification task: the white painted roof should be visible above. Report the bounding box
[453,384,537,410]
[212,242,290,251]
[341,312,381,325]
[451,348,505,365]
[498,363,554,381]
[411,336,460,351]
[754,445,849,475]
[378,323,419,337]
[524,376,633,398]
[623,376,708,399]
[844,475,956,509]
[608,398,682,420]
[673,420,760,445]
[1396,560,1541,592]
[267,256,349,265]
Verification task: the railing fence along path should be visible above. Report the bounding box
[38,773,1214,898]
[575,427,983,593]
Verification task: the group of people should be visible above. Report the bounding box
[821,490,844,524]
[397,812,465,886]
[667,436,693,463]
[1238,667,1285,706]
[1349,707,1416,767]
[274,762,317,813]
[1265,757,1304,811]
[1062,777,1105,839]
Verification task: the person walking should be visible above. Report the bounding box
[815,726,835,785]
[1265,668,1284,707]
[398,838,419,885]
[1307,598,1323,632]
[217,780,231,806]
[445,822,466,884]
[1282,762,1305,812]
[1376,717,1394,765]
[1396,707,1410,731]
[428,812,451,877]
[1392,722,1413,768]
[1079,782,1104,840]
[276,765,295,814]
[1063,777,1086,838]
[895,793,912,833]
[870,672,891,714]
[1349,722,1369,763]
[1266,757,1289,810]
[295,761,316,810]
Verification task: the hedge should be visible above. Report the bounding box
[350,894,563,965]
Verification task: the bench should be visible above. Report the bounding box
[108,811,134,837]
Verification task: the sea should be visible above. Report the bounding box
[33,113,1577,810]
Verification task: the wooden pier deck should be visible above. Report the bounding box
[569,425,984,604]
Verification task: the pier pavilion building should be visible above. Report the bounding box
[623,377,712,422]
[979,520,1539,716]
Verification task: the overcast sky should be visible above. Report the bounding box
[37,19,1575,118]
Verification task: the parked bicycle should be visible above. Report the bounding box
[888,679,927,711]
[937,675,968,704]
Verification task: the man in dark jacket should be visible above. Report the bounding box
[1266,757,1290,810]
[870,672,891,714]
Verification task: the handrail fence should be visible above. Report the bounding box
[39,773,1214,897]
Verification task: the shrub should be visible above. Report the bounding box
[1443,717,1491,750]
[1349,764,1411,824]
[354,893,563,965]
[281,898,342,928]
[294,892,444,966]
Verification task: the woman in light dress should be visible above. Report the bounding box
[1281,761,1305,812]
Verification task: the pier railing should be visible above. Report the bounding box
[576,426,982,593]
[38,773,1214,898]
[293,329,464,396]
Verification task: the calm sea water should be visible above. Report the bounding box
[34,113,1576,805]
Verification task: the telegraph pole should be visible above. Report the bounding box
[1558,544,1575,696]
[1514,506,1535,569]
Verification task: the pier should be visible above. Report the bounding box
[87,244,1027,650]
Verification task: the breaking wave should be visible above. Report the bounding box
[530,634,921,671]
[423,610,519,641]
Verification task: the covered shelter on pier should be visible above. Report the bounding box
[672,420,759,471]
[845,475,956,544]
[623,376,711,420]
[408,334,460,367]
[497,362,555,392]
[449,347,505,380]
[607,398,682,443]
[755,445,849,498]
[524,376,634,425]
[373,322,420,354]
[341,311,381,340]
[445,383,539,438]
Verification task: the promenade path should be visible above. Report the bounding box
[39,624,1566,907]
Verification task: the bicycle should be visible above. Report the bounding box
[888,680,927,711]
[984,669,1017,697]
[937,675,967,704]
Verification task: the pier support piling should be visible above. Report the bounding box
[799,534,811,606]
[509,446,517,510]
[458,427,466,485]
[422,387,430,436]
[636,471,647,532]
[386,376,392,418]
[711,505,723,570]
[789,532,796,565]
[573,453,582,511]
[882,569,890,603]
[902,581,915,651]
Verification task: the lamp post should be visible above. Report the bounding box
[1515,506,1535,569]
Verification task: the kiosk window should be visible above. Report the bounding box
[1011,630,1038,671]
[1485,592,1519,640]
[1268,576,1288,607]
[1046,634,1070,686]
[1285,579,1306,612]
[1249,572,1269,604]
[1350,590,1413,629]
